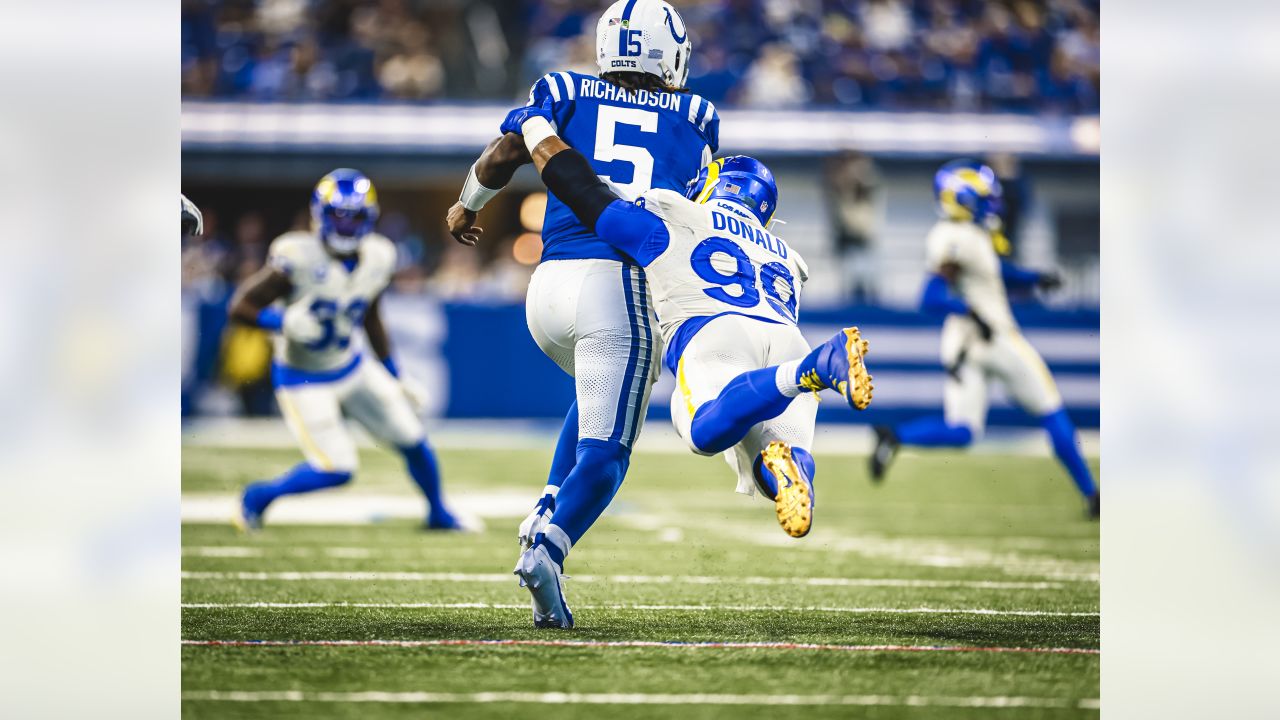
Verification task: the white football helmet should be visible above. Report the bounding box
[596,0,691,88]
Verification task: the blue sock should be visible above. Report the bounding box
[1041,408,1097,498]
[244,462,351,513]
[690,368,795,454]
[752,446,816,500]
[546,401,579,490]
[535,438,630,568]
[895,416,974,447]
[400,440,451,519]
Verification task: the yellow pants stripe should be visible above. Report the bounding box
[277,392,335,471]
[1008,332,1060,402]
[676,355,698,420]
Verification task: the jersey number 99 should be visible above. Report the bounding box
[690,237,797,323]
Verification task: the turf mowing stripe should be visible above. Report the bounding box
[182,639,1100,655]
[181,690,1099,709]
[180,571,1078,589]
[181,601,1097,617]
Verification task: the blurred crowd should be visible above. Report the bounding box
[183,0,1099,113]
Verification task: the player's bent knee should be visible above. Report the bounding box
[319,451,358,476]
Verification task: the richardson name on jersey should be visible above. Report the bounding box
[711,209,788,259]
[579,76,681,110]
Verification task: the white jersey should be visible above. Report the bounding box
[267,231,398,372]
[924,219,1017,353]
[632,189,808,349]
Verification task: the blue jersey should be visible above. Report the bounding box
[528,70,720,263]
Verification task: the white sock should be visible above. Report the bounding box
[775,360,803,398]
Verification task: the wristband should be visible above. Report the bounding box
[256,307,284,331]
[381,356,400,378]
[459,164,500,212]
[521,116,556,156]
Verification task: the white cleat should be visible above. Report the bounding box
[513,545,574,629]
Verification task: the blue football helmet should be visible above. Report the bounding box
[684,155,779,226]
[311,168,380,255]
[934,159,1003,225]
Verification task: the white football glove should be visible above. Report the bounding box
[282,302,326,344]
[399,374,429,413]
[518,493,556,550]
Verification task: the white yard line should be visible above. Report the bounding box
[180,570,1083,589]
[181,492,520,524]
[182,689,1099,709]
[182,638,1100,656]
[180,601,1096,617]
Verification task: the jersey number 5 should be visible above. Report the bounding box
[690,237,797,323]
[594,105,658,200]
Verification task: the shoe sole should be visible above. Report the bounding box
[763,441,812,538]
[515,561,574,629]
[837,327,874,411]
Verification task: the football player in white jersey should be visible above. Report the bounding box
[227,169,463,531]
[499,100,875,628]
[870,160,1099,518]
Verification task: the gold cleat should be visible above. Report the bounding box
[762,441,813,538]
[839,327,874,411]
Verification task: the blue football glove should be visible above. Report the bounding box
[500,96,554,136]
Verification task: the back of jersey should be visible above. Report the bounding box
[636,190,806,351]
[530,70,719,263]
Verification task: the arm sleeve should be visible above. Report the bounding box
[540,147,621,231]
[594,200,669,266]
[1000,260,1043,290]
[919,273,970,317]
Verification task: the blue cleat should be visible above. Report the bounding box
[800,327,873,410]
[513,544,574,629]
[761,441,815,538]
[425,509,469,532]
[236,483,269,533]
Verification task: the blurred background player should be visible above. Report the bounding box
[227,169,462,530]
[444,1,720,575]
[870,160,1098,518]
[501,101,874,627]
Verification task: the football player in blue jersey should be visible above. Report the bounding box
[445,0,721,611]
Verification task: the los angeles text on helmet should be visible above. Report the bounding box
[580,76,681,110]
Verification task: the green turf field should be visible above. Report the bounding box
[182,444,1099,719]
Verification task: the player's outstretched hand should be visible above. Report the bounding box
[446,202,484,246]
[1037,271,1063,292]
[499,96,554,136]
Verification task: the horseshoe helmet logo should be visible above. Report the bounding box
[663,6,687,44]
